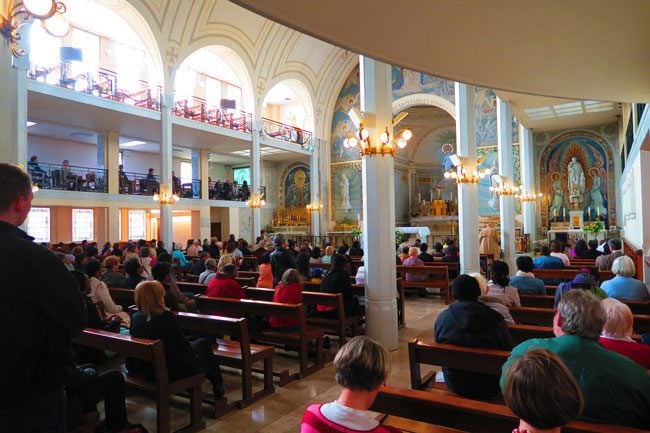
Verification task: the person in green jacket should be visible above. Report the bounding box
[501,290,650,429]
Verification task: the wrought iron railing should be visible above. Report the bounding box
[119,171,160,195]
[261,117,312,146]
[172,95,252,133]
[28,64,161,111]
[207,180,260,201]
[27,161,107,193]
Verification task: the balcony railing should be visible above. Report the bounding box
[173,96,252,133]
[119,171,160,196]
[208,180,260,201]
[261,118,312,146]
[174,178,201,199]
[27,161,107,193]
[28,64,161,111]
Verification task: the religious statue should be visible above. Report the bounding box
[339,174,351,210]
[549,178,564,219]
[589,171,606,215]
[568,157,586,207]
[488,159,499,210]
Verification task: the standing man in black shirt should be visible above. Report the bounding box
[0,163,86,433]
[269,233,296,287]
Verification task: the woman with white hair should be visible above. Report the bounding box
[599,298,650,368]
[600,256,650,301]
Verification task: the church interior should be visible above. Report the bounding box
[1,0,649,432]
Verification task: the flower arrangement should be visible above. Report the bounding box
[395,230,408,249]
[264,224,275,234]
[583,221,603,233]
[351,227,362,236]
[340,217,352,226]
[409,208,420,218]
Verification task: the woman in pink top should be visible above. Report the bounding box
[269,269,303,331]
[256,253,274,288]
[300,336,400,433]
[599,298,650,368]
[550,240,571,267]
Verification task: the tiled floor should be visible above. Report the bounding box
[123,297,447,432]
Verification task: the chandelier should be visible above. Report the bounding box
[246,192,265,208]
[489,175,521,196]
[153,188,179,205]
[443,154,492,184]
[342,123,412,157]
[1,0,70,57]
[306,201,323,212]
[516,188,544,202]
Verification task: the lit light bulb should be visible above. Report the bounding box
[43,13,71,37]
[152,193,159,202]
[397,137,407,148]
[359,128,369,141]
[173,194,179,202]
[444,172,451,179]
[380,130,390,144]
[401,129,412,141]
[348,137,358,148]
[23,0,56,18]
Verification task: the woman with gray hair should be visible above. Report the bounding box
[300,336,400,433]
[600,256,650,301]
[599,298,650,368]
[199,258,217,284]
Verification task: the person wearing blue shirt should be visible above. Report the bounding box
[533,246,565,269]
[510,255,546,295]
[171,243,191,271]
[601,256,650,301]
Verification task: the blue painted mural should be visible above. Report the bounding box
[391,67,455,102]
[330,67,362,164]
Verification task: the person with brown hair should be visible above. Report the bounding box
[269,269,303,331]
[128,281,224,398]
[504,348,583,433]
[549,239,570,266]
[300,336,400,433]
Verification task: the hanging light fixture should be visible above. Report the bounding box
[306,201,323,212]
[443,155,492,184]
[516,188,544,202]
[343,122,412,157]
[1,0,70,57]
[489,175,521,196]
[246,191,265,208]
[153,186,179,205]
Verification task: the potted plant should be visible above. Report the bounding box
[264,224,275,234]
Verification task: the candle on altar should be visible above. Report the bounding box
[596,207,600,216]
[562,208,566,220]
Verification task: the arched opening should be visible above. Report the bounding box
[173,46,254,131]
[29,0,163,102]
[261,79,314,146]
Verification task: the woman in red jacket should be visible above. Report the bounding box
[269,268,303,331]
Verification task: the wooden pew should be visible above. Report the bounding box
[245,287,361,345]
[510,306,650,334]
[173,312,275,408]
[520,294,555,309]
[408,339,508,390]
[371,385,648,433]
[397,265,450,304]
[176,277,254,295]
[533,268,614,282]
[72,329,205,433]
[196,295,326,380]
[237,270,260,286]
[507,324,554,345]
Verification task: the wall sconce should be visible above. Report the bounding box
[306,202,323,212]
[489,175,521,196]
[343,123,412,157]
[153,188,179,205]
[1,0,70,57]
[246,192,265,208]
[443,155,491,184]
[516,188,544,202]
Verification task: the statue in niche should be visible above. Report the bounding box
[488,159,499,210]
[567,157,586,207]
[589,169,606,215]
[549,175,565,219]
[339,174,351,210]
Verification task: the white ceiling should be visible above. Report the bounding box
[231,0,650,103]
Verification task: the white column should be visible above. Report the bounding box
[520,124,536,242]
[497,98,516,271]
[455,83,480,274]
[0,29,29,165]
[97,131,120,194]
[360,56,398,350]
[310,140,321,237]
[200,148,210,200]
[251,115,262,242]
[160,92,174,249]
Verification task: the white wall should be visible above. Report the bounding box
[29,136,97,167]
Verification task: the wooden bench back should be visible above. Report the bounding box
[408,339,508,390]
[197,295,308,330]
[397,265,448,276]
[371,385,648,433]
[174,312,250,354]
[520,294,555,309]
[72,329,168,390]
[533,268,614,281]
[507,324,554,345]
